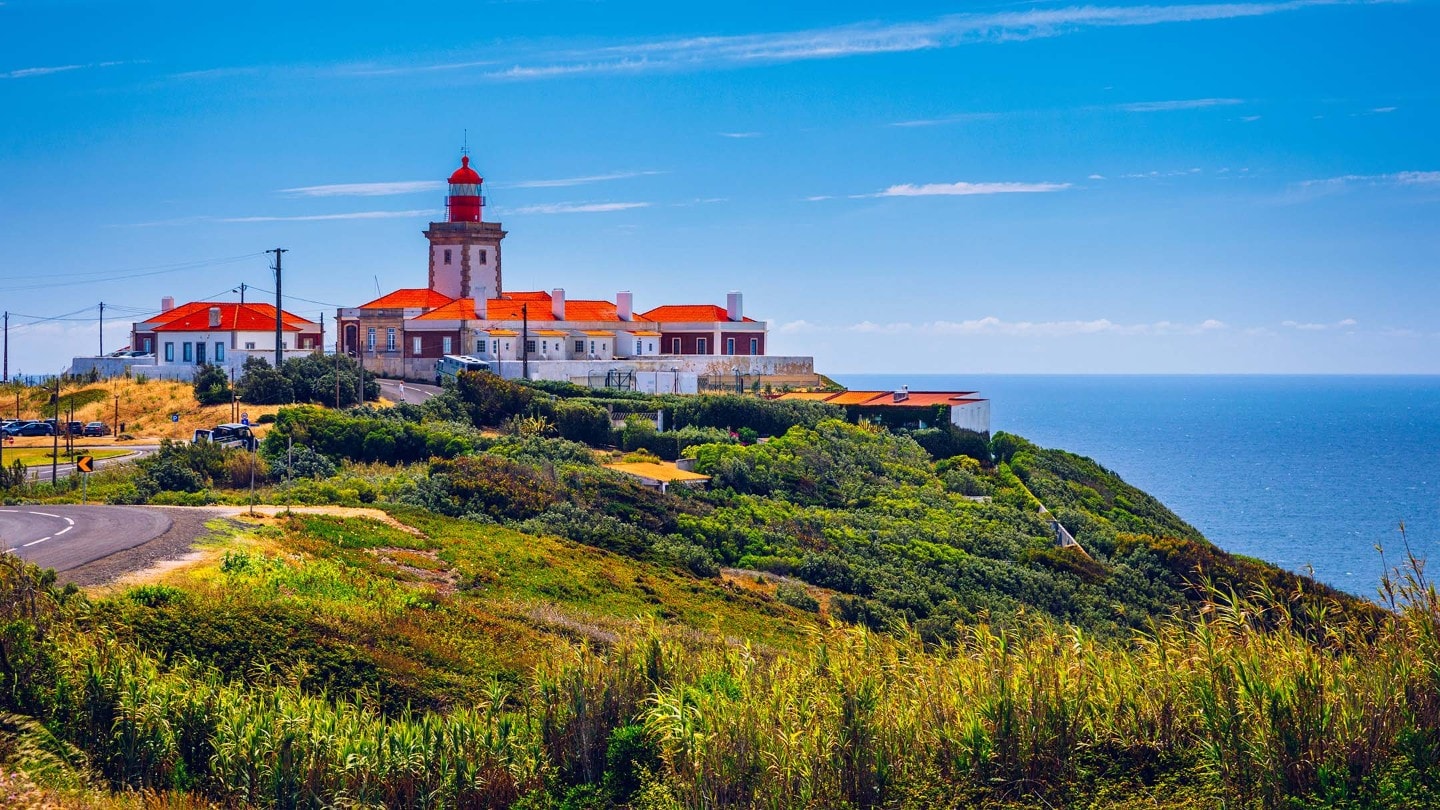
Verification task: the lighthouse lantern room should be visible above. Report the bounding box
[446,156,485,223]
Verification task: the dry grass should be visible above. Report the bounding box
[2,378,283,445]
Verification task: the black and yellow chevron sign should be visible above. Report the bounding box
[76,455,95,473]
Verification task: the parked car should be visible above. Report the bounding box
[63,421,85,436]
[83,421,110,437]
[12,421,56,436]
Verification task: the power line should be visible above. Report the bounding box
[0,252,266,292]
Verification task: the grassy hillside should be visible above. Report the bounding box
[1,376,1431,808]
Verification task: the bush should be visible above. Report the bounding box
[236,357,293,405]
[192,364,232,406]
[222,451,269,488]
[652,536,720,578]
[455,371,544,427]
[774,583,819,612]
[411,455,559,520]
[553,400,613,446]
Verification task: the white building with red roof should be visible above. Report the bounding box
[336,154,813,392]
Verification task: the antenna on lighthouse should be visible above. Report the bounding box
[461,129,469,158]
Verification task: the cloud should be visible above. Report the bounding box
[2,60,136,79]
[1088,174,1107,180]
[279,181,444,197]
[866,180,1072,197]
[890,112,1002,127]
[1298,171,1440,190]
[219,209,440,223]
[1281,317,1358,331]
[1370,106,1397,113]
[505,170,663,189]
[842,317,1229,336]
[777,319,822,334]
[340,0,1359,80]
[1240,114,1263,122]
[1117,97,1245,112]
[1119,168,1204,179]
[506,202,651,214]
[719,131,761,138]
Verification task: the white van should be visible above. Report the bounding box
[435,355,491,385]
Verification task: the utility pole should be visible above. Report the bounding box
[3,311,8,382]
[238,283,247,306]
[521,303,529,380]
[335,341,341,409]
[267,248,287,367]
[98,302,105,356]
[50,376,59,485]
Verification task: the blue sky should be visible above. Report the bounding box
[1,0,1436,375]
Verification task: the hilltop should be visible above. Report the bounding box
[0,374,1434,809]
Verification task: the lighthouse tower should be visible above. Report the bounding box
[425,154,507,301]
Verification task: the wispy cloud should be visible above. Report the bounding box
[505,170,664,189]
[1240,114,1263,122]
[1281,317,1358,331]
[219,209,440,223]
[866,180,1072,197]
[340,0,1358,81]
[279,181,444,197]
[1117,97,1245,112]
[1119,168,1204,179]
[844,317,1230,336]
[890,112,1002,127]
[1299,171,1440,190]
[1370,106,1397,113]
[719,131,762,138]
[506,202,651,215]
[2,60,137,79]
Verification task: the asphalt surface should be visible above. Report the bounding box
[377,378,443,405]
[1,504,174,572]
[9,445,158,484]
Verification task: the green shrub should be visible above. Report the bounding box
[774,583,819,612]
[191,364,232,406]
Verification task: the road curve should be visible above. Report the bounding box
[377,378,442,405]
[0,505,173,572]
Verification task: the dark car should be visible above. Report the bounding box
[63,421,85,436]
[12,421,56,436]
[83,421,110,437]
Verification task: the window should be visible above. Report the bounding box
[725,338,735,355]
[443,336,452,354]
[444,248,453,265]
[696,337,708,355]
[524,339,536,354]
[195,343,205,364]
[182,342,193,362]
[671,338,681,354]
[164,342,174,362]
[574,340,585,354]
[590,341,596,355]
[367,328,376,350]
[635,339,642,355]
[542,341,548,353]
[477,338,485,353]
[413,336,422,354]
[142,338,152,353]
[479,249,488,265]
[492,340,499,355]
[750,338,759,355]
[245,342,256,350]
[215,342,225,362]
[647,341,654,353]
[386,328,396,351]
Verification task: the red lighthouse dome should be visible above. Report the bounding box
[446,155,484,222]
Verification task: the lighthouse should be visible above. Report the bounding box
[425,154,507,301]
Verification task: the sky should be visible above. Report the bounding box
[1,0,1437,375]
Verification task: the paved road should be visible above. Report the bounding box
[377,378,443,405]
[2,445,158,484]
[1,505,173,572]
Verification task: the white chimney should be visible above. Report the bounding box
[208,306,222,328]
[551,288,566,320]
[894,384,909,403]
[616,291,633,321]
[161,296,175,313]
[726,291,743,322]
[474,287,488,319]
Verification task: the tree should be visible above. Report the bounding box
[192,364,232,406]
[236,357,294,405]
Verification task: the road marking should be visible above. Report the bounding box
[56,526,72,536]
[22,536,51,547]
[30,511,61,518]
[0,509,17,513]
[63,517,75,525]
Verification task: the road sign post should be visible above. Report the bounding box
[77,455,93,504]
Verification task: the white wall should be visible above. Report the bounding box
[468,245,498,298]
[431,245,462,298]
[950,400,992,434]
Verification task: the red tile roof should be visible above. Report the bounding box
[778,390,983,408]
[359,288,455,310]
[641,304,756,323]
[822,391,889,406]
[153,303,307,333]
[413,299,478,320]
[481,295,648,323]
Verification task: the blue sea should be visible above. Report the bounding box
[834,374,1440,599]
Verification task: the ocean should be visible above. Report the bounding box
[833,374,1440,599]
